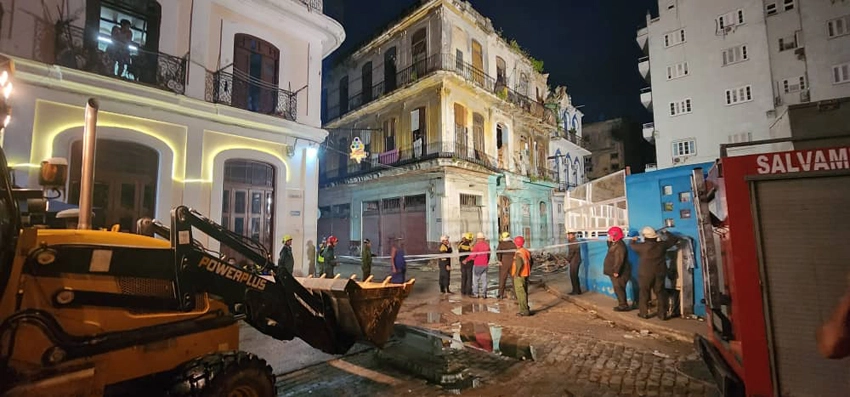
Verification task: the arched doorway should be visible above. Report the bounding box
[69,139,158,232]
[220,159,276,260]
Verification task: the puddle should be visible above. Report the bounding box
[451,322,536,361]
[451,303,501,315]
[414,312,447,324]
[377,324,531,392]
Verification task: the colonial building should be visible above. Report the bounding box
[318,0,581,254]
[547,90,590,245]
[0,0,344,275]
[583,118,656,180]
[638,0,850,168]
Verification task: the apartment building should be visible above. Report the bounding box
[0,0,344,275]
[638,0,850,168]
[318,0,584,254]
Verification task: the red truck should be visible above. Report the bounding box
[692,138,850,397]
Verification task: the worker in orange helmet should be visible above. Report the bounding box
[603,226,633,312]
[511,235,532,316]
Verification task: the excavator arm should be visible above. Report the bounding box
[165,206,412,355]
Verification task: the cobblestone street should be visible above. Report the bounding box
[241,263,719,396]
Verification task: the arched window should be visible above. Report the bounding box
[221,160,276,259]
[233,34,280,114]
[495,57,506,85]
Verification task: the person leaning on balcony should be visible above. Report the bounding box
[458,233,474,296]
[496,232,516,300]
[464,232,491,299]
[512,236,532,317]
[109,19,133,77]
[566,230,582,295]
[603,227,633,312]
[438,235,453,294]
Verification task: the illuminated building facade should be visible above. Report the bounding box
[0,0,343,274]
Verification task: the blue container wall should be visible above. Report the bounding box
[578,238,640,303]
[624,162,714,317]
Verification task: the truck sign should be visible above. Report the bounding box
[756,146,850,175]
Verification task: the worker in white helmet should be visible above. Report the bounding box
[631,226,680,320]
[496,231,516,299]
[438,235,453,293]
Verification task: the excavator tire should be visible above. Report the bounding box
[165,350,275,397]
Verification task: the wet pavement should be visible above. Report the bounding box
[239,263,720,396]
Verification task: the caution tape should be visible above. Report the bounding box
[337,236,639,264]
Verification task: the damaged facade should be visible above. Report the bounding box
[319,0,584,254]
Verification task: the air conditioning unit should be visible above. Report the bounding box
[774,96,783,106]
[724,26,733,34]
[800,89,811,102]
[672,157,682,164]
[787,84,801,92]
[795,47,806,60]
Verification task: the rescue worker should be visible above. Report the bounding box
[278,234,295,275]
[438,235,453,293]
[463,232,491,298]
[361,238,373,280]
[321,236,338,278]
[512,235,532,316]
[496,231,516,299]
[458,233,474,296]
[390,238,407,284]
[566,230,582,295]
[317,238,327,277]
[630,226,680,320]
[603,226,632,312]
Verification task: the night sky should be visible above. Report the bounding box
[324,0,659,123]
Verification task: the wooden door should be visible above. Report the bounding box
[471,40,484,85]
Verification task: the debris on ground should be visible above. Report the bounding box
[652,350,670,358]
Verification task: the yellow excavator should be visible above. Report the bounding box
[0,99,414,396]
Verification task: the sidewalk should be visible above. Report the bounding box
[537,270,707,343]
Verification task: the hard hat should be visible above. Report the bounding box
[363,238,371,244]
[514,236,525,247]
[500,231,511,240]
[566,229,577,234]
[464,232,473,240]
[476,232,486,239]
[440,235,449,242]
[607,226,624,242]
[282,234,293,242]
[328,236,338,244]
[641,226,658,239]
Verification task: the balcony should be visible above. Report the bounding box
[642,122,655,143]
[209,70,297,121]
[638,56,650,82]
[326,53,548,123]
[640,87,653,110]
[320,138,503,185]
[551,129,590,149]
[636,27,648,53]
[49,24,187,94]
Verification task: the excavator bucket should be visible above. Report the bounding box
[295,277,416,348]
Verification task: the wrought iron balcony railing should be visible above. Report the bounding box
[319,138,499,185]
[295,0,323,12]
[210,70,297,121]
[51,24,187,94]
[326,53,547,123]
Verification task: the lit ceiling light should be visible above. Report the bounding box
[0,71,7,86]
[128,45,138,51]
[97,36,113,44]
[2,82,11,99]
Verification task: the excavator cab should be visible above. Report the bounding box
[0,133,414,396]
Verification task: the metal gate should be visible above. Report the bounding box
[362,195,427,256]
[753,174,850,397]
[459,194,483,237]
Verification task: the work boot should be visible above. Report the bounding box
[637,313,652,319]
[613,305,630,312]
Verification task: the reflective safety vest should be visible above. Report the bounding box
[318,245,326,263]
[511,247,531,277]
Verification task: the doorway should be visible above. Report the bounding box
[69,139,158,232]
[233,34,280,115]
[221,160,276,262]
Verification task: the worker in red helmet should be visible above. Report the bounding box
[511,236,532,316]
[603,226,633,312]
[322,235,339,278]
